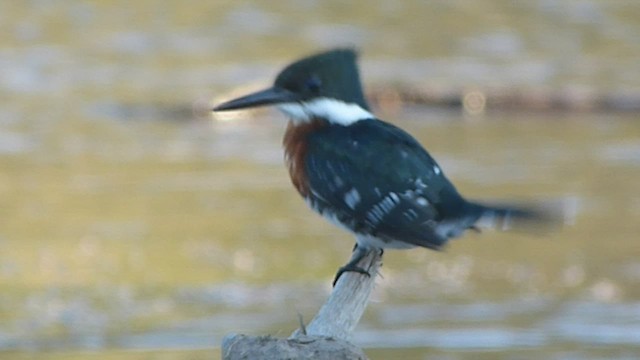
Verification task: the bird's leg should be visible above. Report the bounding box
[332,244,373,287]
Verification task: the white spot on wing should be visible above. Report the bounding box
[277,97,374,125]
[344,188,361,210]
[404,209,419,221]
[414,178,427,189]
[416,197,429,206]
[366,193,401,225]
[433,165,441,175]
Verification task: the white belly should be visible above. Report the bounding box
[356,234,417,250]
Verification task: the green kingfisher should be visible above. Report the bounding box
[214,49,552,285]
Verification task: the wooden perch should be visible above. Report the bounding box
[222,249,383,360]
[290,249,382,340]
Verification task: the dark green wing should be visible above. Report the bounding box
[304,119,476,249]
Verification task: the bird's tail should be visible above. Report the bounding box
[466,200,564,235]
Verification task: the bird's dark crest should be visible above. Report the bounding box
[274,48,370,110]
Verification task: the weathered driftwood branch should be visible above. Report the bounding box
[222,249,382,360]
[290,249,381,340]
[221,334,368,360]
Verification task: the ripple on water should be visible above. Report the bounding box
[598,142,640,167]
[0,132,35,155]
[359,299,640,350]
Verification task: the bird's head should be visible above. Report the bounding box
[214,48,373,125]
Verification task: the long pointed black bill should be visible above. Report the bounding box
[213,87,298,112]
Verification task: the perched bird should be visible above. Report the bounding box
[214,49,553,285]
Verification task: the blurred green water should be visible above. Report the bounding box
[1,1,639,359]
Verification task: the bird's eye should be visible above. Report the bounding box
[305,76,322,92]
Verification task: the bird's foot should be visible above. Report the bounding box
[332,264,370,287]
[332,244,383,287]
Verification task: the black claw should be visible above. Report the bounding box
[332,243,379,287]
[332,264,371,287]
